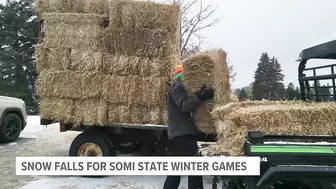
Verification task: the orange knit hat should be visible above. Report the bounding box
[173,65,183,78]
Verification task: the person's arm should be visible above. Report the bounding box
[169,80,202,112]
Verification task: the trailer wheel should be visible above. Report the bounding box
[69,131,116,178]
[69,132,116,157]
[115,141,141,154]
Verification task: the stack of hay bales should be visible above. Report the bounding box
[205,101,336,156]
[35,0,180,126]
[182,49,231,134]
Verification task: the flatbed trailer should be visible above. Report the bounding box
[208,132,336,189]
[41,118,217,156]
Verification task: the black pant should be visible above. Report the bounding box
[163,134,204,189]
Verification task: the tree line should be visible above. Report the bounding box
[234,52,332,101]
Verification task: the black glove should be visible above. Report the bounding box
[202,87,214,101]
[195,84,206,100]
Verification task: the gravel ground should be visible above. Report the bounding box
[0,116,214,189]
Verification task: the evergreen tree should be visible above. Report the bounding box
[252,53,285,100]
[239,88,247,101]
[234,88,241,97]
[0,0,38,113]
[285,82,301,100]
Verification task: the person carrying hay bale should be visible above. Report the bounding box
[164,65,214,189]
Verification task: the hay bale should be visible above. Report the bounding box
[183,49,231,134]
[102,76,138,104]
[136,77,169,105]
[35,0,115,15]
[72,99,108,126]
[213,101,336,156]
[118,1,180,32]
[41,13,104,49]
[107,103,165,125]
[211,50,231,105]
[142,105,162,124]
[107,103,143,124]
[36,71,103,99]
[35,46,71,72]
[229,93,239,102]
[102,75,169,105]
[69,49,103,71]
[100,27,179,58]
[38,97,74,121]
[102,54,176,77]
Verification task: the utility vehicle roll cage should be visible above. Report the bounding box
[298,40,336,102]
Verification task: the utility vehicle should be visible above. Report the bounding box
[211,40,336,189]
[0,96,27,143]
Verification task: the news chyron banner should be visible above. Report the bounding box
[16,157,260,176]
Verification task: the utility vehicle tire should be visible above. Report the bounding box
[115,140,141,154]
[0,113,22,143]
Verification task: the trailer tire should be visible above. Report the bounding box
[69,132,116,178]
[69,131,116,157]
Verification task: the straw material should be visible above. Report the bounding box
[41,13,104,49]
[212,101,336,156]
[102,75,168,105]
[35,46,71,72]
[120,1,180,32]
[70,49,104,71]
[35,0,116,15]
[36,71,104,99]
[72,99,108,126]
[136,77,169,105]
[182,49,231,134]
[142,105,163,125]
[102,54,176,77]
[102,75,138,104]
[35,0,181,127]
[100,27,178,58]
[38,97,74,121]
[229,93,239,102]
[107,103,164,125]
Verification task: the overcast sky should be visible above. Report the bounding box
[1,0,336,89]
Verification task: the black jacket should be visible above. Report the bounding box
[167,79,202,139]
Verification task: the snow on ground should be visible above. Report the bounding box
[0,116,214,189]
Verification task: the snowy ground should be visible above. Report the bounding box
[0,116,214,189]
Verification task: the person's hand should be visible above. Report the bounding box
[195,84,206,100]
[201,87,214,101]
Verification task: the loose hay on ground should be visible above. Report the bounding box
[212,101,336,156]
[36,71,104,99]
